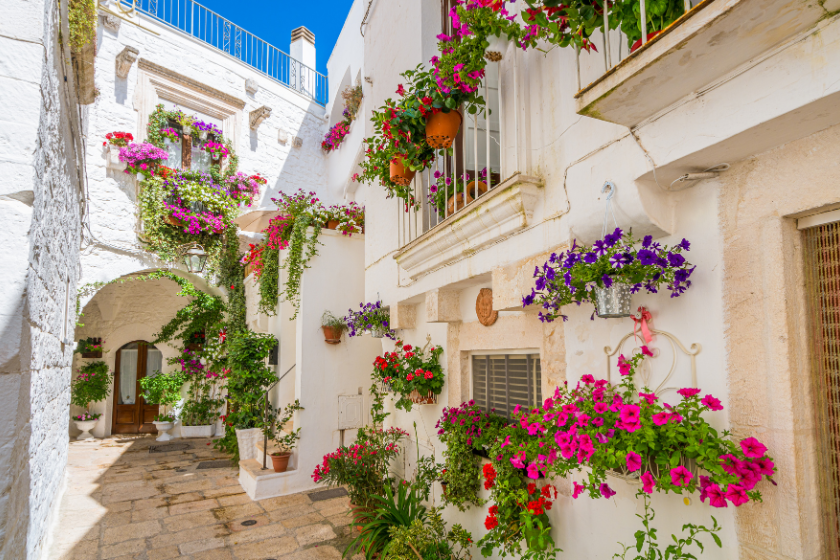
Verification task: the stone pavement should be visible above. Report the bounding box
[48,435,357,560]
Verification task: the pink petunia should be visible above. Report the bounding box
[677,388,701,399]
[618,355,632,376]
[639,391,658,405]
[703,484,728,508]
[594,402,609,414]
[572,481,585,499]
[501,435,511,448]
[641,471,656,494]
[600,483,616,498]
[670,465,693,487]
[740,437,768,458]
[725,484,749,506]
[641,345,654,357]
[526,462,540,479]
[626,451,642,472]
[700,394,723,411]
[581,374,595,385]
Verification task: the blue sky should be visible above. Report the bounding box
[197,0,355,75]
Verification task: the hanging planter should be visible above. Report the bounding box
[322,311,347,344]
[390,158,416,186]
[322,325,343,344]
[425,110,463,149]
[370,325,388,339]
[593,283,633,319]
[408,390,438,405]
[325,220,340,230]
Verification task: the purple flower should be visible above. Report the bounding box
[667,252,686,267]
[678,238,691,251]
[642,235,653,248]
[593,240,608,256]
[601,275,613,288]
[637,249,657,266]
[604,228,623,247]
[583,252,598,264]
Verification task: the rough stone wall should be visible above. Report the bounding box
[0,0,84,557]
[719,124,840,560]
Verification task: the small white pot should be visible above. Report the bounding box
[484,35,511,61]
[107,144,126,171]
[153,421,175,442]
[180,425,214,438]
[75,419,98,440]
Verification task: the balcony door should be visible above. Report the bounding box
[112,341,162,434]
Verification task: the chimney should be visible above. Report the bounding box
[290,26,316,70]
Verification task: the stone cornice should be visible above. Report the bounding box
[137,59,246,109]
[394,173,544,280]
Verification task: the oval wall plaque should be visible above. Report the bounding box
[476,288,498,327]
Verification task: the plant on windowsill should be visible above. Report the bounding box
[75,337,104,358]
[372,339,444,411]
[344,300,394,340]
[118,142,170,179]
[321,311,347,344]
[267,400,305,472]
[523,228,696,321]
[70,361,112,440]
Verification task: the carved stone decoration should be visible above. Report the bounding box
[476,288,498,326]
[292,136,303,148]
[115,46,139,79]
[278,130,289,144]
[245,78,258,94]
[249,105,271,130]
[102,14,121,32]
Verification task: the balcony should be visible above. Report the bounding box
[574,0,831,128]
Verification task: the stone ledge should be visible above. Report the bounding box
[394,173,544,280]
[138,59,246,109]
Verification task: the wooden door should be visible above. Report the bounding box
[112,341,161,434]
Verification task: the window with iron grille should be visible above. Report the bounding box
[472,353,542,419]
[803,219,840,558]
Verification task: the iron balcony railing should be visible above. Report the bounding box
[574,0,699,92]
[119,0,328,105]
[397,62,503,248]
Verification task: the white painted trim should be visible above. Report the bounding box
[797,208,840,230]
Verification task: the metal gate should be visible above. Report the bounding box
[803,219,840,557]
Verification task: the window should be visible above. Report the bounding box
[159,101,221,173]
[472,353,542,419]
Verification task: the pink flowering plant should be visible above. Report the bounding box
[73,411,102,422]
[321,120,351,151]
[119,142,169,178]
[475,349,775,557]
[523,228,696,322]
[372,340,445,412]
[70,361,112,414]
[159,127,179,142]
[201,141,230,160]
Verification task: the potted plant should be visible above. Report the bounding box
[523,228,695,321]
[344,300,395,339]
[268,400,305,472]
[139,370,187,442]
[75,337,104,358]
[70,361,112,440]
[321,311,348,344]
[103,131,133,170]
[118,142,169,180]
[375,340,445,411]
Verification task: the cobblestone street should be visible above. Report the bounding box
[49,436,355,560]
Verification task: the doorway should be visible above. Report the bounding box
[112,341,162,434]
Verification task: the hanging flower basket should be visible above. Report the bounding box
[390,158,416,187]
[370,325,388,339]
[322,325,343,344]
[408,390,438,405]
[425,110,462,149]
[594,283,633,318]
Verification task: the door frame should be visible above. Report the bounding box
[111,341,160,435]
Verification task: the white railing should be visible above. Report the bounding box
[397,62,502,248]
[575,0,697,91]
[118,0,328,105]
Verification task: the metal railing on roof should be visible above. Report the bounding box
[120,0,328,105]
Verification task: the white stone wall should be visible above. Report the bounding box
[0,0,84,557]
[80,5,333,293]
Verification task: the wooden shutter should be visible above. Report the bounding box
[472,354,542,419]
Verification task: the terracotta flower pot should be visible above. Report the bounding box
[326,220,340,230]
[467,180,488,198]
[447,191,474,215]
[322,325,342,344]
[390,159,416,186]
[270,452,291,473]
[408,390,437,405]
[164,214,182,227]
[426,110,462,149]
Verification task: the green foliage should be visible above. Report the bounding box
[151,273,226,351]
[257,245,280,316]
[281,213,321,319]
[218,232,246,334]
[139,371,187,408]
[613,492,722,560]
[346,483,427,560]
[321,311,348,333]
[611,0,687,46]
[213,330,278,460]
[385,508,474,560]
[68,0,97,51]
[269,399,305,453]
[373,340,445,412]
[71,361,112,411]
